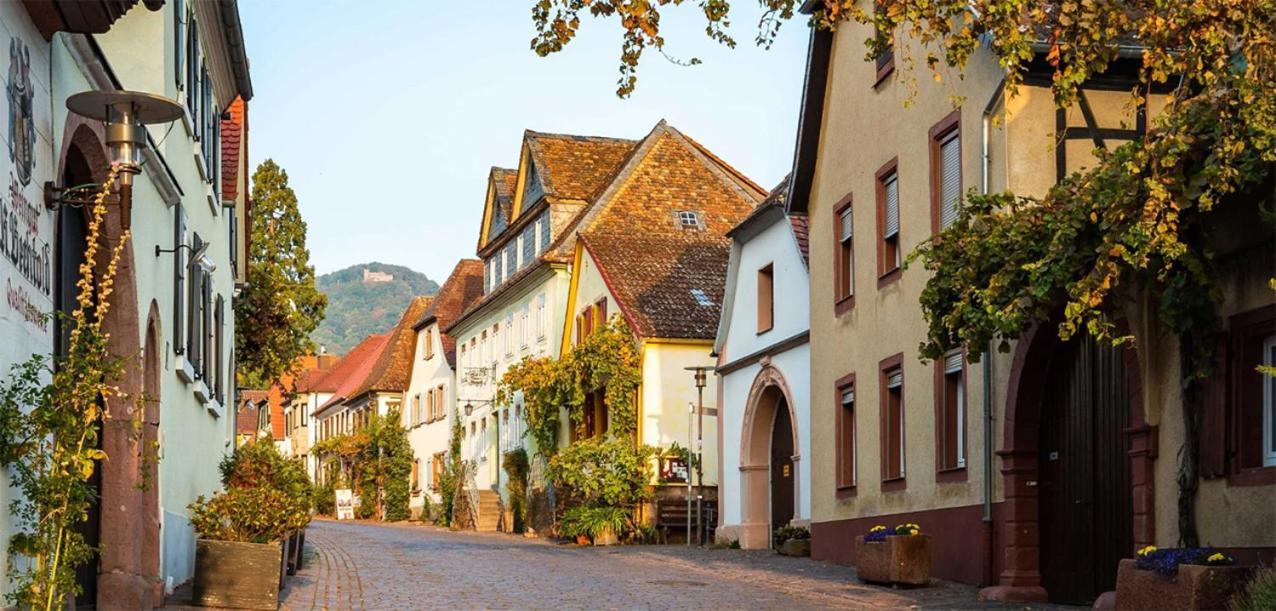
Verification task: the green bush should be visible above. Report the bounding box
[559,506,631,540]
[312,479,336,516]
[548,438,655,509]
[220,439,311,506]
[188,486,310,543]
[1231,566,1276,611]
[504,448,530,532]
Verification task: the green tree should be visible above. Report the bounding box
[235,159,327,388]
[528,0,1275,546]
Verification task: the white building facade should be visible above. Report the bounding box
[713,183,813,550]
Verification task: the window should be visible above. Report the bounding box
[937,350,966,476]
[835,197,854,310]
[435,384,445,421]
[757,264,774,334]
[506,312,515,356]
[677,210,701,228]
[185,15,199,119]
[835,374,857,491]
[214,296,225,403]
[173,0,185,89]
[690,288,714,307]
[424,390,433,424]
[880,355,905,488]
[876,160,901,283]
[172,203,187,354]
[873,2,894,83]
[520,304,530,348]
[930,111,962,233]
[536,293,547,339]
[431,453,445,491]
[411,459,420,492]
[592,298,608,331]
[1209,306,1276,480]
[423,328,434,360]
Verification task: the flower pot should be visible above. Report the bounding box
[854,535,931,586]
[778,538,811,557]
[592,526,619,546]
[575,534,591,545]
[193,539,283,611]
[1114,558,1254,610]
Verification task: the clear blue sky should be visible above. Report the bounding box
[239,1,809,281]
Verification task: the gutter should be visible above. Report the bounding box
[216,0,253,101]
[980,76,1005,587]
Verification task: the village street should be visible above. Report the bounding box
[278,519,1057,610]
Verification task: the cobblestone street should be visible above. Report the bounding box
[279,518,1060,610]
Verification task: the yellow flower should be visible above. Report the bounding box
[1207,553,1226,563]
[1137,545,1157,556]
[869,525,886,532]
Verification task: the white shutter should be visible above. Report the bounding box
[884,175,900,238]
[940,132,961,229]
[887,370,903,389]
[840,208,853,241]
[943,350,963,374]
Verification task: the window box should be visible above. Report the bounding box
[1114,558,1254,610]
[176,355,196,383]
[193,380,211,404]
[854,534,931,586]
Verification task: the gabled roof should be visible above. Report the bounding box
[312,333,390,417]
[415,259,485,368]
[347,296,433,401]
[523,131,637,202]
[573,122,764,340]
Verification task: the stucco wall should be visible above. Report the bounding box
[640,342,719,486]
[0,5,55,596]
[405,320,455,508]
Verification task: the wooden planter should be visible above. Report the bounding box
[854,535,931,586]
[592,526,618,546]
[193,539,283,611]
[1114,558,1254,610]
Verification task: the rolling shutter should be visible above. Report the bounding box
[883,175,900,238]
[887,369,903,389]
[943,350,963,374]
[939,131,961,229]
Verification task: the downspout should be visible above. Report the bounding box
[980,77,1005,587]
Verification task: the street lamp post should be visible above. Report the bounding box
[685,365,708,545]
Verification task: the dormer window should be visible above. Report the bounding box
[690,288,714,307]
[677,210,703,229]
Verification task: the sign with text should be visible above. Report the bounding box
[335,489,354,520]
[660,457,688,484]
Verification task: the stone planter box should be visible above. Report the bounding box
[778,538,811,557]
[854,535,931,586]
[592,526,618,546]
[193,539,283,611]
[1114,558,1254,610]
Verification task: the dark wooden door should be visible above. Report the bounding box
[1039,334,1133,604]
[770,398,795,538]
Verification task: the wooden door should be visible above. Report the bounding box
[1038,334,1133,604]
[770,398,795,539]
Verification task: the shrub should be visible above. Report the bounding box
[773,525,810,546]
[1231,566,1276,611]
[548,438,655,509]
[220,440,310,506]
[559,506,630,540]
[189,486,310,544]
[504,448,530,532]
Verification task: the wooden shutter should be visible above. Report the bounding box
[939,132,961,228]
[757,265,774,332]
[839,386,855,487]
[596,299,608,327]
[883,175,900,238]
[173,203,186,353]
[202,271,213,381]
[214,296,224,402]
[173,0,184,89]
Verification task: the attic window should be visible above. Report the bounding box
[677,210,703,229]
[690,288,714,307]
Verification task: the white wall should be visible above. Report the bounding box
[404,321,455,508]
[0,5,56,596]
[716,214,812,529]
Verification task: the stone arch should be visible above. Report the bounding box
[57,116,150,607]
[142,302,163,606]
[737,360,800,549]
[982,322,1154,603]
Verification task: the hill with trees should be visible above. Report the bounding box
[312,262,439,354]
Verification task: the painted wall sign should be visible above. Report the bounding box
[7,39,34,186]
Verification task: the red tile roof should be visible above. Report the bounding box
[348,296,434,400]
[525,131,637,202]
[313,333,390,417]
[416,259,485,368]
[575,123,764,340]
[220,97,246,200]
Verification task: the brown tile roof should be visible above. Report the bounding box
[576,123,764,340]
[311,333,389,414]
[525,131,637,202]
[220,97,246,200]
[236,390,268,435]
[728,175,808,265]
[348,296,433,400]
[416,259,485,368]
[789,214,810,265]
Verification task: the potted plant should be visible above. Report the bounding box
[560,506,629,546]
[854,523,931,586]
[1114,546,1253,610]
[773,525,811,557]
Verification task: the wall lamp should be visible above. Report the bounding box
[156,241,215,274]
[47,90,183,224]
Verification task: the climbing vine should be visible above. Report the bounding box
[0,168,144,609]
[310,408,412,521]
[496,315,642,457]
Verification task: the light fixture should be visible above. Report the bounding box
[156,240,214,274]
[464,402,474,417]
[65,90,184,187]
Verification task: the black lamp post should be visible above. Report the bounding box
[685,365,709,545]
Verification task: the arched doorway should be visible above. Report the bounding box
[142,304,163,606]
[739,364,800,549]
[57,138,101,607]
[985,322,1154,605]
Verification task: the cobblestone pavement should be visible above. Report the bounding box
[278,518,1075,610]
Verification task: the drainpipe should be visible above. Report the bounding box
[980,77,1005,587]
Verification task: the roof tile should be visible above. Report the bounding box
[416,259,485,368]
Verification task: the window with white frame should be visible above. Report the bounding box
[520,304,530,348]
[505,313,515,356]
[536,293,547,339]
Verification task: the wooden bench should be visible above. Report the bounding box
[656,498,716,544]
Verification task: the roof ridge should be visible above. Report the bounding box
[524,129,639,145]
